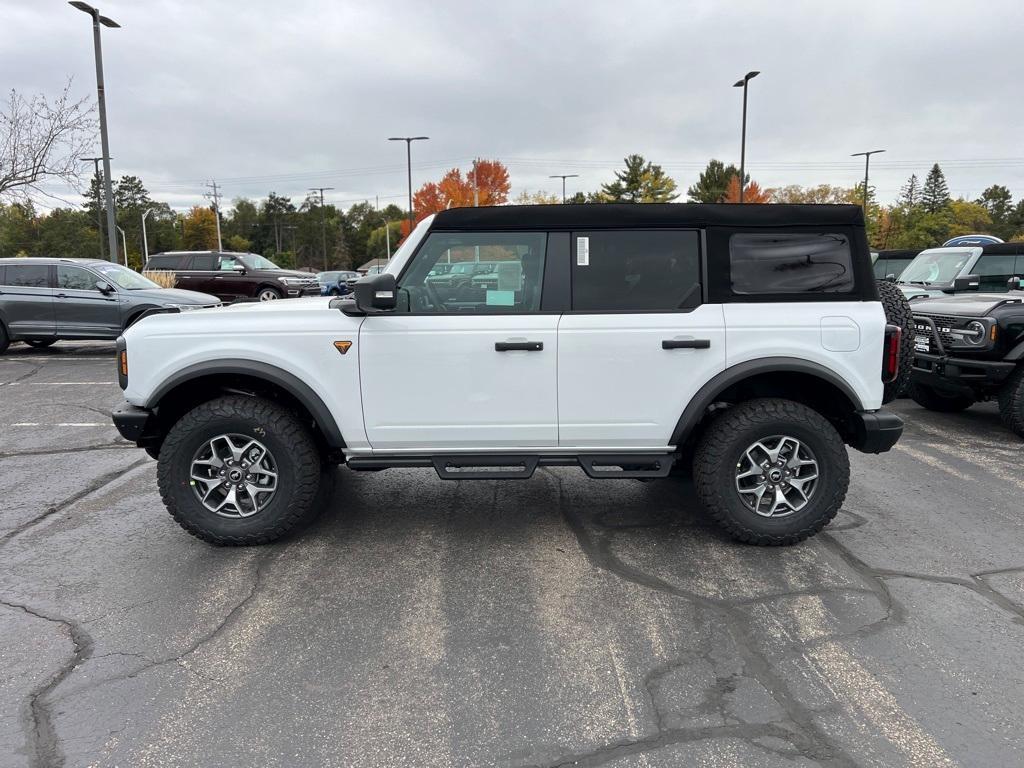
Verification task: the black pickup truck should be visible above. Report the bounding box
[910,289,1024,437]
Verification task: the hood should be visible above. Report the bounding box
[911,293,1024,318]
[251,268,315,279]
[128,287,220,305]
[899,285,945,301]
[221,296,334,313]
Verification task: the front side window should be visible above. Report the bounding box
[572,230,701,311]
[218,255,242,271]
[58,265,99,291]
[4,264,49,288]
[399,232,546,313]
[93,263,159,290]
[974,254,1016,292]
[730,233,854,294]
[241,254,281,270]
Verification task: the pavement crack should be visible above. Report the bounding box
[0,599,95,768]
[0,442,136,460]
[0,457,150,548]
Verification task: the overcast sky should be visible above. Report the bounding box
[4,0,1023,213]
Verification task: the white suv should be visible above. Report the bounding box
[112,204,904,547]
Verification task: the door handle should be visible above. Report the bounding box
[495,341,543,351]
[56,293,67,299]
[662,339,711,350]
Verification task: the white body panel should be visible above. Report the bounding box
[723,301,885,411]
[557,306,727,446]
[358,314,559,450]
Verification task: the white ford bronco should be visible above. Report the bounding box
[112,204,904,546]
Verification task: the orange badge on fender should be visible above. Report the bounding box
[333,341,353,355]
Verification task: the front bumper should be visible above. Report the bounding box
[847,410,903,454]
[112,402,160,446]
[287,285,322,297]
[911,352,1015,395]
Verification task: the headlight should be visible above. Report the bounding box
[962,320,987,345]
[277,277,306,285]
[162,303,203,311]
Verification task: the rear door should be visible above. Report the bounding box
[180,253,218,297]
[54,264,121,337]
[0,263,56,338]
[557,230,727,448]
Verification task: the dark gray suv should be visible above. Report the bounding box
[0,258,219,353]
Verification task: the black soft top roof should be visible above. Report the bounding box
[430,203,865,231]
[980,242,1024,256]
[876,249,920,258]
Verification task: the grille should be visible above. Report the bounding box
[914,314,968,350]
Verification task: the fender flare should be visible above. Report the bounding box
[145,359,345,448]
[670,357,865,445]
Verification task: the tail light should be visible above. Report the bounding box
[882,324,901,383]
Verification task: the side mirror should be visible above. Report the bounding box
[952,274,980,292]
[96,280,114,295]
[884,273,897,281]
[353,272,397,313]
[232,264,246,273]
[1008,276,1022,291]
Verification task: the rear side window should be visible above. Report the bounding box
[729,233,854,294]
[4,264,49,288]
[146,255,179,270]
[571,230,701,311]
[189,254,216,270]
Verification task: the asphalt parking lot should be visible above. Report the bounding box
[2,342,1023,768]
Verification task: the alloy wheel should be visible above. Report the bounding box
[734,435,819,518]
[189,434,279,518]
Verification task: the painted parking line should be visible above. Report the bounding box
[2,382,113,386]
[0,357,114,362]
[9,422,111,427]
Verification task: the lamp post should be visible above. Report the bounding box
[549,174,579,203]
[142,207,155,261]
[732,71,759,203]
[116,225,127,266]
[388,136,429,235]
[851,149,886,212]
[69,2,120,262]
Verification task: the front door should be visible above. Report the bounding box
[557,229,727,448]
[359,230,557,451]
[0,262,55,338]
[54,264,121,337]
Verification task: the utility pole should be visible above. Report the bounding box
[204,180,223,251]
[851,149,886,212]
[309,187,335,271]
[732,71,760,204]
[70,2,120,262]
[549,174,579,203]
[388,136,429,235]
[81,156,109,259]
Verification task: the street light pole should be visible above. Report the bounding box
[549,174,579,203]
[81,156,109,259]
[142,207,155,261]
[116,225,127,266]
[70,2,120,262]
[732,71,759,204]
[309,187,335,271]
[851,149,886,212]
[388,136,429,235]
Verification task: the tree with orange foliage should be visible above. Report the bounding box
[412,159,510,223]
[724,175,771,204]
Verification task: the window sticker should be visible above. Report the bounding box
[577,236,590,266]
[486,289,515,306]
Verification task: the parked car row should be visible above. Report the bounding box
[143,251,321,302]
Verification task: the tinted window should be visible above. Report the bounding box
[872,258,888,279]
[4,264,49,288]
[189,254,216,270]
[974,254,1016,292]
[399,232,546,313]
[218,255,242,271]
[57,265,98,291]
[572,230,700,311]
[730,233,854,294]
[146,255,179,270]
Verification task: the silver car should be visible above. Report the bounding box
[0,258,219,353]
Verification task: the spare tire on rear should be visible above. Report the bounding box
[877,280,914,403]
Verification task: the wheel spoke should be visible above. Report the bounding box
[190,433,278,519]
[735,433,819,520]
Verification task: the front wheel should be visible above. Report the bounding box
[257,287,282,302]
[157,395,323,545]
[693,399,849,546]
[0,324,10,354]
[25,339,57,348]
[997,367,1024,438]
[909,383,974,412]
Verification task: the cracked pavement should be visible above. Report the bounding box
[1,341,1023,767]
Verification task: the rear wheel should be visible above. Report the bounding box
[257,287,282,302]
[24,339,57,348]
[157,395,323,545]
[877,280,913,402]
[0,323,9,354]
[693,399,849,546]
[997,367,1024,438]
[910,382,974,412]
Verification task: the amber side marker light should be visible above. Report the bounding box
[333,341,353,355]
[991,325,998,342]
[119,350,128,376]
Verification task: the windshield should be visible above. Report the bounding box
[93,263,159,290]
[241,254,282,270]
[899,251,972,285]
[317,271,340,282]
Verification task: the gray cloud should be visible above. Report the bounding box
[3,0,1023,211]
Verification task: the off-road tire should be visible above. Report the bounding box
[24,339,57,348]
[693,398,849,546]
[909,382,974,413]
[997,366,1024,438]
[877,280,914,402]
[157,395,322,545]
[0,323,8,354]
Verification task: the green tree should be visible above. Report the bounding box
[921,164,950,213]
[366,221,404,260]
[515,189,562,205]
[182,206,219,250]
[687,159,742,203]
[34,208,97,258]
[898,174,922,210]
[768,184,859,204]
[947,200,993,238]
[976,185,1014,239]
[0,201,37,257]
[600,154,678,203]
[224,234,251,252]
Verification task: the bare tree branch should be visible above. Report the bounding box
[0,79,97,202]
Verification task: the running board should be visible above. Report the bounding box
[346,453,674,480]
